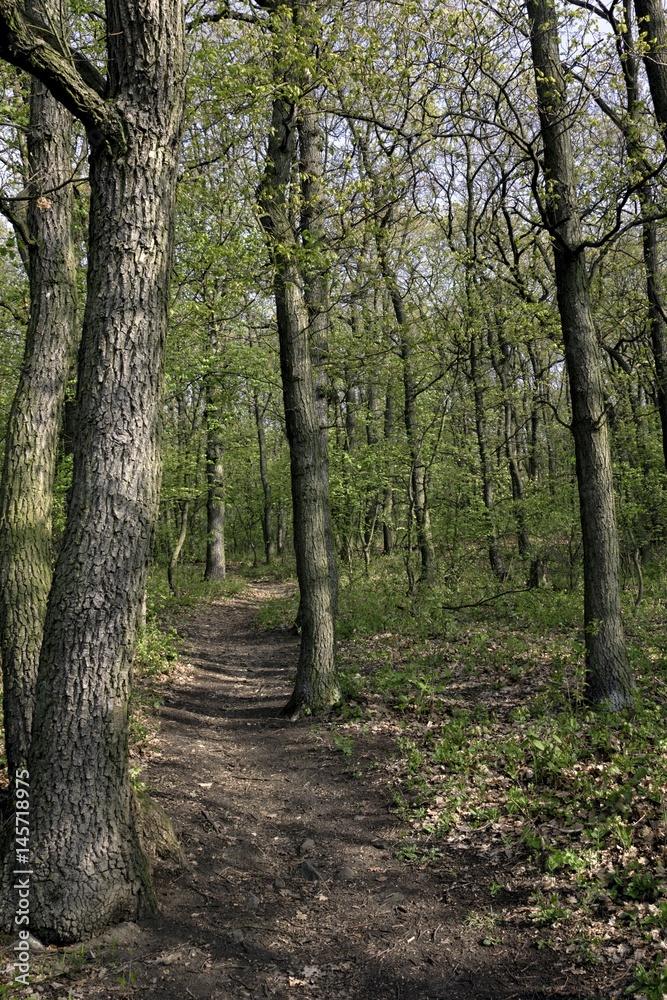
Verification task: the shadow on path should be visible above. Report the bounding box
[121,583,596,999]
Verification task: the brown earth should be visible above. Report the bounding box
[2,581,601,999]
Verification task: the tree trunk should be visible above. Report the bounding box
[641,199,667,470]
[298,83,338,613]
[205,376,226,581]
[398,304,435,583]
[257,2,338,717]
[377,238,435,581]
[382,381,395,555]
[489,324,531,564]
[614,2,667,470]
[0,62,77,785]
[469,330,506,581]
[254,391,275,565]
[362,378,382,561]
[462,141,505,581]
[634,0,667,133]
[0,0,185,942]
[168,501,189,597]
[527,0,633,708]
[366,167,434,581]
[277,505,288,555]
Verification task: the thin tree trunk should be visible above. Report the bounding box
[0,61,77,785]
[277,506,287,555]
[0,0,186,941]
[205,375,226,581]
[382,380,396,555]
[462,141,505,581]
[469,330,506,580]
[254,391,275,565]
[349,122,434,579]
[362,378,382,560]
[168,501,189,597]
[489,324,531,563]
[378,232,435,581]
[527,0,633,708]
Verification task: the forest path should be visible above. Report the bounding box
[90,581,585,999]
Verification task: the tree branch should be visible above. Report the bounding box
[186,1,264,30]
[0,0,126,153]
[0,194,31,249]
[22,7,108,96]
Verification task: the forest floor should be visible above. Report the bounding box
[0,578,654,999]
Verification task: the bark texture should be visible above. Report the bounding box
[257,3,339,716]
[298,97,338,609]
[634,0,667,131]
[0,0,185,943]
[625,0,667,468]
[527,0,633,708]
[0,58,77,783]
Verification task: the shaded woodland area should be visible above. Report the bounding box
[1,0,667,996]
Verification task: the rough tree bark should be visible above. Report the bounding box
[0,0,185,942]
[527,0,633,708]
[626,0,667,469]
[0,31,77,787]
[298,89,339,610]
[634,0,667,129]
[257,0,339,718]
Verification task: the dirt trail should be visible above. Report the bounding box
[28,582,590,999]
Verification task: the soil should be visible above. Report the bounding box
[2,581,602,999]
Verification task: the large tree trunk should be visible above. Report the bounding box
[0,64,77,785]
[616,1,667,470]
[634,0,667,131]
[641,198,667,470]
[257,2,338,718]
[527,0,633,708]
[0,0,185,942]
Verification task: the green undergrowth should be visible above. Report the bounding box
[129,618,181,759]
[147,563,248,624]
[327,558,667,998]
[255,586,299,630]
[130,563,250,760]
